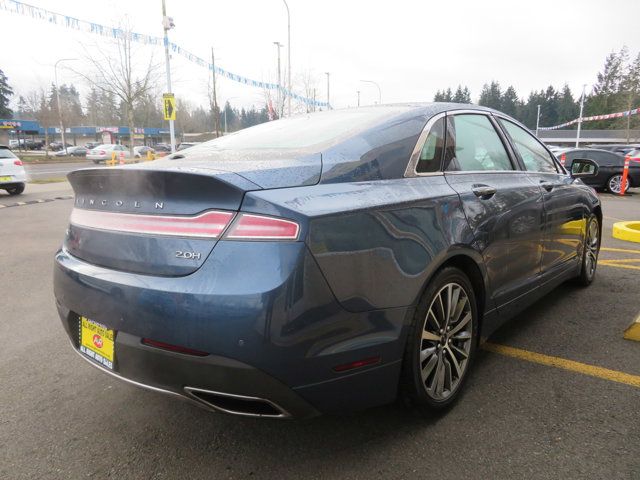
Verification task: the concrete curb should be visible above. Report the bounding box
[612,221,640,243]
[0,195,73,209]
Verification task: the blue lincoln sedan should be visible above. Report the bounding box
[54,104,601,418]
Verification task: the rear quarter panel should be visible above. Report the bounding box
[241,175,484,313]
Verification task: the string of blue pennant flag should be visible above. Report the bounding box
[538,106,640,131]
[0,0,329,108]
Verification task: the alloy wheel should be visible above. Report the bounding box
[419,282,473,401]
[584,218,599,278]
[608,174,628,194]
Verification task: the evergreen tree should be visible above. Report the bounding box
[0,68,13,117]
[478,81,502,109]
[452,85,472,104]
[501,86,519,116]
[557,84,578,124]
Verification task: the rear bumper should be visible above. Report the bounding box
[0,171,26,184]
[54,244,410,417]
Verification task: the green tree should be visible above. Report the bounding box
[478,81,502,110]
[0,68,14,117]
[557,84,578,124]
[452,85,472,104]
[501,86,520,117]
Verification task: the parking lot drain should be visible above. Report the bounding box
[482,342,640,388]
[623,314,640,342]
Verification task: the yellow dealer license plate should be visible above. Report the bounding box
[79,317,115,369]
[0,176,11,182]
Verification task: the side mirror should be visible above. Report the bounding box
[570,158,598,178]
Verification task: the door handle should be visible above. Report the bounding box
[471,185,497,198]
[539,180,554,192]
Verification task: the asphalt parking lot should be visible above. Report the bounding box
[0,184,638,479]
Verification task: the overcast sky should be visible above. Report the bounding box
[2,0,639,113]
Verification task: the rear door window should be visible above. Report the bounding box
[444,114,513,172]
[499,119,558,173]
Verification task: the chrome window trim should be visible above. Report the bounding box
[406,108,532,178]
[492,113,565,174]
[404,111,447,178]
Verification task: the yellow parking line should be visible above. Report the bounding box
[599,261,640,271]
[600,247,640,254]
[599,258,640,264]
[482,342,640,388]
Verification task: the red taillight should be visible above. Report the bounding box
[333,356,381,373]
[14,160,23,166]
[224,213,299,240]
[99,150,105,155]
[70,208,234,238]
[141,338,208,357]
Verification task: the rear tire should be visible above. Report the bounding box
[400,267,478,412]
[576,214,599,286]
[6,183,25,195]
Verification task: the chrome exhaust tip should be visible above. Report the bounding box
[184,387,290,419]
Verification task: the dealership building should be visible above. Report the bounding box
[0,119,173,147]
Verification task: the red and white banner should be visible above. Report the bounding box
[539,106,640,131]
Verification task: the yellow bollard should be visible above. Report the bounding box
[107,151,117,166]
[146,150,154,161]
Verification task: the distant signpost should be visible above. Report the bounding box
[163,93,176,121]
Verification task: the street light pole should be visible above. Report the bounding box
[274,42,282,118]
[360,79,382,105]
[535,104,541,136]
[357,90,360,107]
[325,72,330,109]
[576,84,587,148]
[282,0,291,117]
[162,0,177,153]
[54,58,76,152]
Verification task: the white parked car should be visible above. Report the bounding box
[87,144,132,164]
[0,145,27,195]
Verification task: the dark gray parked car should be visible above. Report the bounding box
[555,147,640,193]
[54,104,602,418]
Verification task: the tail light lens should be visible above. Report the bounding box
[223,213,299,240]
[70,209,234,238]
[14,160,23,166]
[99,150,105,155]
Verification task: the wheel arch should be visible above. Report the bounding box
[416,249,490,339]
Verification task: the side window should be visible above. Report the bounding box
[416,117,445,173]
[499,119,558,173]
[444,114,513,172]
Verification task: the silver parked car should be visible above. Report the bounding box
[0,145,27,195]
[87,144,132,164]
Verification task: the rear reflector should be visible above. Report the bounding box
[141,338,209,357]
[224,213,299,240]
[70,208,234,238]
[332,356,381,373]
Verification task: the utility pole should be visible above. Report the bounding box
[162,0,176,152]
[312,88,316,112]
[535,104,541,136]
[54,58,76,152]
[576,84,587,147]
[357,90,360,107]
[274,41,282,118]
[211,47,220,138]
[282,0,291,117]
[325,72,330,109]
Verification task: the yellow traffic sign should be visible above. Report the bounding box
[163,93,176,121]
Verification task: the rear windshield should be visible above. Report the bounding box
[188,107,410,152]
[0,148,17,159]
